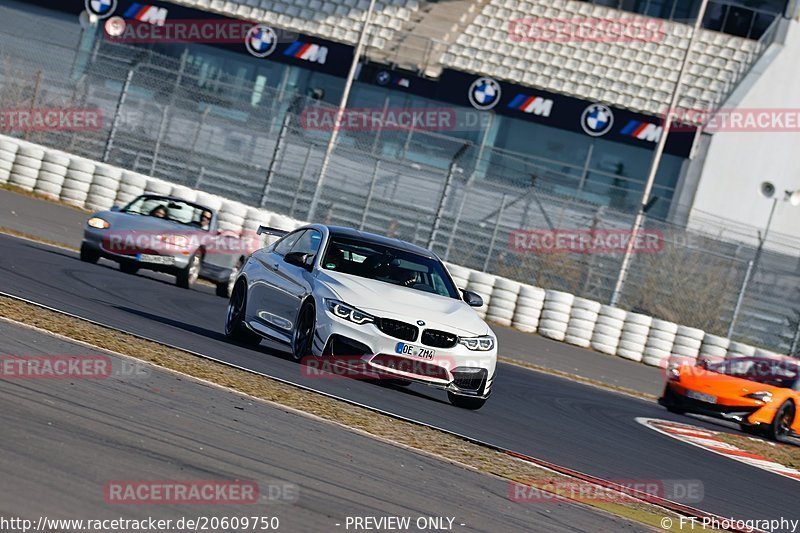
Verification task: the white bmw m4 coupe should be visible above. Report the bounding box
[224,224,497,409]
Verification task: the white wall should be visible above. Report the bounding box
[688,19,800,253]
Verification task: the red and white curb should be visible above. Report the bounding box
[637,417,800,482]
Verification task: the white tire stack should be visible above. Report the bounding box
[512,285,545,333]
[195,191,224,212]
[8,144,45,192]
[264,213,295,245]
[85,164,122,212]
[727,341,756,359]
[445,263,470,291]
[565,298,601,348]
[538,290,574,341]
[591,305,626,355]
[616,313,652,362]
[169,184,198,203]
[698,334,730,366]
[34,150,70,200]
[143,177,172,196]
[115,171,148,206]
[485,278,521,326]
[60,157,95,208]
[243,207,270,248]
[465,271,496,318]
[218,200,247,234]
[642,319,678,367]
[671,325,704,362]
[0,139,19,184]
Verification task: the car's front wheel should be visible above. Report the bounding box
[767,400,795,441]
[447,392,487,410]
[291,301,315,361]
[80,243,100,264]
[177,252,202,289]
[225,280,261,346]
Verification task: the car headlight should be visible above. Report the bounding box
[667,364,681,381]
[157,234,189,247]
[744,391,773,403]
[87,217,109,229]
[458,335,495,351]
[324,299,375,325]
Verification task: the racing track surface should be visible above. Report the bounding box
[1,233,798,526]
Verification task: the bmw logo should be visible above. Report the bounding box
[417,320,426,326]
[581,103,615,137]
[85,0,117,19]
[245,25,278,58]
[376,71,391,86]
[468,77,501,111]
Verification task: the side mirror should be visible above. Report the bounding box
[284,252,314,271]
[461,289,483,308]
[110,205,121,212]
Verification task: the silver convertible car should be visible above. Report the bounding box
[225,224,498,409]
[80,194,251,295]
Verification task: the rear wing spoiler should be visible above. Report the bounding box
[257,226,289,238]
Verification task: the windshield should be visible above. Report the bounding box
[321,236,460,299]
[122,195,213,231]
[706,357,800,388]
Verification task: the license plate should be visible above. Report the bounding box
[395,343,435,360]
[686,390,717,404]
[137,254,175,265]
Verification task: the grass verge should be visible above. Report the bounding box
[715,432,800,469]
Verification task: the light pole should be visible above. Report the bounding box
[307,0,378,221]
[609,0,711,307]
[727,185,800,338]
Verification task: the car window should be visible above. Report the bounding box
[274,230,304,256]
[290,229,322,256]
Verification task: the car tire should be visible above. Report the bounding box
[447,392,487,410]
[120,262,138,275]
[176,252,202,289]
[766,400,795,441]
[225,280,261,346]
[216,259,242,298]
[80,243,99,264]
[291,301,316,361]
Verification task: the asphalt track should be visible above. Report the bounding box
[2,233,799,528]
[0,321,650,532]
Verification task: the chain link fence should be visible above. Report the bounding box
[1,7,799,354]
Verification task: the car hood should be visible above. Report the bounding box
[679,366,779,396]
[93,211,203,234]
[316,270,489,336]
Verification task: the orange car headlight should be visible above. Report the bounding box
[667,365,681,381]
[743,391,772,403]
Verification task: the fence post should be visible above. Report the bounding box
[428,143,469,250]
[727,259,754,339]
[24,70,43,142]
[261,94,301,207]
[290,145,315,217]
[150,49,188,176]
[103,68,135,163]
[483,194,508,272]
[195,166,205,189]
[360,160,381,230]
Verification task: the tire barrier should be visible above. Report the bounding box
[0,134,783,370]
[642,319,678,367]
[565,297,601,348]
[60,156,95,208]
[512,285,545,333]
[9,143,45,192]
[85,163,123,212]
[672,325,705,360]
[34,150,70,200]
[538,290,574,341]
[617,313,653,362]
[486,278,521,327]
[466,271,496,318]
[591,305,626,355]
[0,139,18,184]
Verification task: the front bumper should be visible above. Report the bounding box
[660,383,763,423]
[82,228,192,273]
[313,307,496,398]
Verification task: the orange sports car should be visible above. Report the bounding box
[659,356,800,441]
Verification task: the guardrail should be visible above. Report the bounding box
[2,133,791,370]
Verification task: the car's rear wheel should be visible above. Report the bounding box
[447,392,487,410]
[225,280,261,346]
[767,400,795,441]
[120,262,138,275]
[80,243,100,264]
[216,259,242,298]
[292,301,315,361]
[177,252,202,289]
